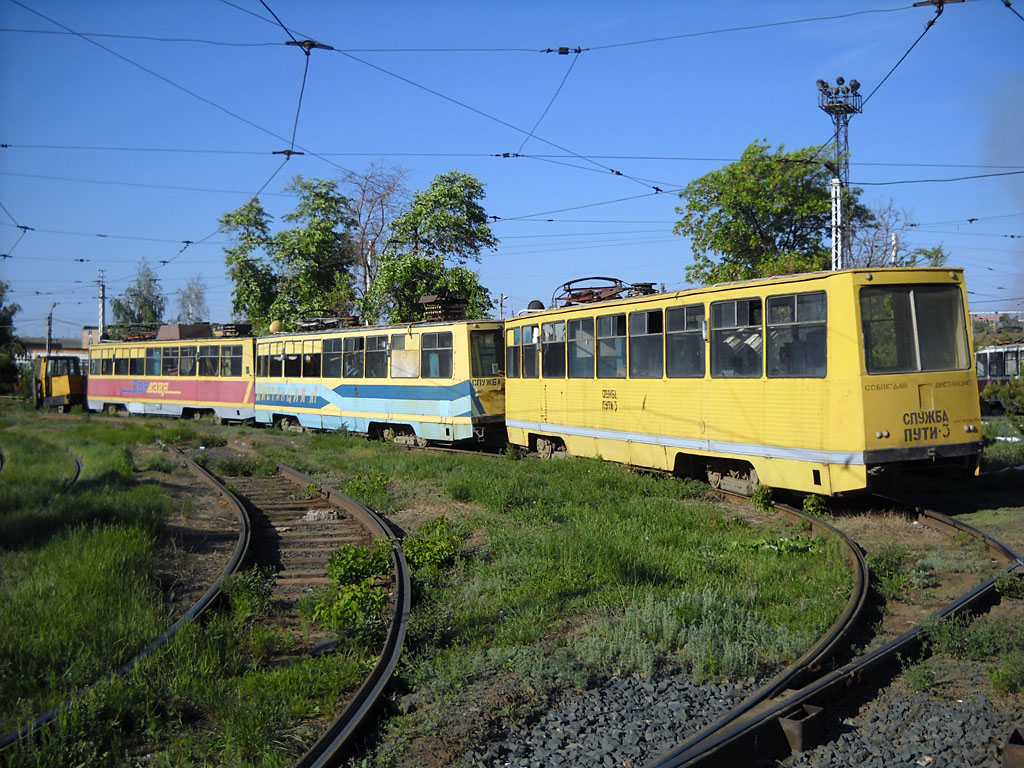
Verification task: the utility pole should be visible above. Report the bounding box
[97,269,106,337]
[45,302,56,356]
[499,294,509,320]
[817,77,862,269]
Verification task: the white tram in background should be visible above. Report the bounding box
[975,341,1023,414]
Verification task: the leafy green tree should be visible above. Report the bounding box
[363,170,497,323]
[674,140,872,284]
[0,281,23,394]
[220,175,356,333]
[907,244,949,267]
[111,259,165,326]
[369,253,493,323]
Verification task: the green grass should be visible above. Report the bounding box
[1,420,173,734]
[924,612,1024,695]
[981,417,1024,471]
[259,433,850,716]
[2,415,856,766]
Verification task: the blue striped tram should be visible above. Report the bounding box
[253,319,505,444]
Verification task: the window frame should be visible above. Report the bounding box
[710,298,763,379]
[596,313,627,379]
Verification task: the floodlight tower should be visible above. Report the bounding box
[817,77,862,269]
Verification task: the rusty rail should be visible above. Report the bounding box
[281,465,412,768]
[646,496,1024,767]
[0,445,251,751]
[645,497,870,766]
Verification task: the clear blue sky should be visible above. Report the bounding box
[2,0,1022,340]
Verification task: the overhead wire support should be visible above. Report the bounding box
[999,0,1024,23]
[286,40,335,53]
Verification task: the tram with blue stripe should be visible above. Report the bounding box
[254,319,504,444]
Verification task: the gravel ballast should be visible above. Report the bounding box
[463,672,763,767]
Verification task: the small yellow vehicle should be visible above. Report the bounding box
[33,355,86,412]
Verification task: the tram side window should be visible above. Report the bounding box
[283,345,302,377]
[161,347,179,376]
[470,330,502,377]
[990,351,1005,378]
[596,314,627,378]
[860,285,970,373]
[90,356,101,375]
[180,346,197,376]
[711,299,763,378]
[268,344,283,378]
[629,309,663,379]
[521,326,540,378]
[322,339,342,378]
[568,318,595,378]
[422,332,453,379]
[129,349,144,376]
[976,352,987,378]
[391,334,419,378]
[114,356,129,375]
[223,345,244,377]
[343,337,365,378]
[366,336,388,378]
[505,328,521,378]
[198,346,218,377]
[145,348,161,376]
[299,342,320,378]
[1006,350,1019,377]
[766,292,827,378]
[542,322,566,378]
[666,304,705,378]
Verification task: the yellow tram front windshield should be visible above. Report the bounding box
[859,284,971,374]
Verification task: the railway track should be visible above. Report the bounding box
[202,453,411,767]
[1,443,411,767]
[0,444,249,752]
[644,493,1024,768]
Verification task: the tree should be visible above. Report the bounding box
[362,170,498,323]
[848,199,912,267]
[221,175,356,333]
[847,200,949,268]
[0,281,23,395]
[906,244,948,267]
[175,276,209,324]
[369,254,493,323]
[674,140,873,284]
[111,259,165,326]
[341,163,410,301]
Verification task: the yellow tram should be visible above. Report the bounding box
[504,268,982,495]
[254,319,505,444]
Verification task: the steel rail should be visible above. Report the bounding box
[59,457,82,494]
[645,497,870,767]
[0,445,252,752]
[647,495,1024,767]
[279,465,412,768]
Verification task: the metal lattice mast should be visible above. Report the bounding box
[817,77,862,269]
